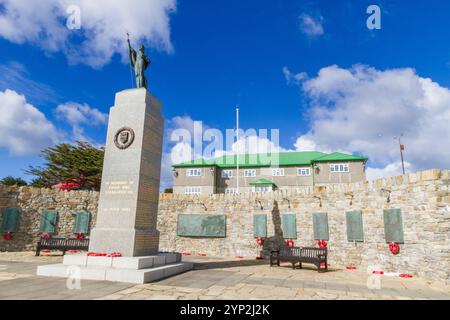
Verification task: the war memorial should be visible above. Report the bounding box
[35,41,193,283]
[0,3,449,304]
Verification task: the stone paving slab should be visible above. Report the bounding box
[0,259,133,300]
[0,254,449,300]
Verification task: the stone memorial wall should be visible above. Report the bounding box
[0,186,99,251]
[158,169,449,281]
[0,169,449,281]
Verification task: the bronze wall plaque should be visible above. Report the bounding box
[346,210,364,242]
[253,214,267,238]
[177,214,226,238]
[313,212,329,240]
[384,209,404,243]
[0,208,21,233]
[282,213,297,239]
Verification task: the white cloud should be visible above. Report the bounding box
[166,115,207,164]
[366,162,412,181]
[294,64,450,175]
[283,66,308,85]
[170,115,208,139]
[230,134,286,156]
[0,0,177,68]
[160,116,204,191]
[170,141,195,165]
[0,89,59,155]
[55,102,108,141]
[294,136,331,153]
[0,62,60,104]
[299,13,324,38]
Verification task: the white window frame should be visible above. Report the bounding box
[221,170,233,179]
[253,185,272,193]
[186,168,202,177]
[330,163,350,173]
[225,188,238,194]
[297,167,311,176]
[272,168,285,177]
[185,186,202,195]
[244,169,257,177]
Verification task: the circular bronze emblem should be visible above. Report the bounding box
[114,127,135,150]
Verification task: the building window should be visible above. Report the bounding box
[272,168,285,177]
[221,170,233,178]
[330,163,349,173]
[225,188,238,194]
[186,168,202,177]
[253,186,272,193]
[297,168,311,176]
[244,169,256,177]
[185,186,202,195]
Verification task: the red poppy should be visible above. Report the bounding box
[53,182,81,191]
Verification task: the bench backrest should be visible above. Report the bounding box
[40,237,89,247]
[279,246,302,257]
[301,247,327,258]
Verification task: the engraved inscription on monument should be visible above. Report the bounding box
[114,127,135,150]
[104,181,135,196]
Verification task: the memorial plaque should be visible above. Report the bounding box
[177,214,226,238]
[40,211,58,233]
[313,212,329,240]
[253,214,267,238]
[73,211,90,234]
[346,211,364,242]
[383,209,404,243]
[0,208,21,233]
[282,213,297,239]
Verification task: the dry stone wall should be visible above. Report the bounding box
[158,169,450,281]
[0,169,449,281]
[0,186,98,251]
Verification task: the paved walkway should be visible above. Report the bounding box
[0,260,132,300]
[0,252,449,300]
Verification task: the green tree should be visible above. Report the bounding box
[30,177,52,189]
[26,141,104,191]
[164,188,173,194]
[0,176,28,187]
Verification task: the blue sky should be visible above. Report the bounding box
[0,0,449,188]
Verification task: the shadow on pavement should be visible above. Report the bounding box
[192,259,268,270]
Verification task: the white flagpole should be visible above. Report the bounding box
[236,106,240,194]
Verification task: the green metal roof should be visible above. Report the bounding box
[173,151,367,169]
[249,179,276,186]
[311,152,368,163]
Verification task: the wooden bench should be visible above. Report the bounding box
[270,246,328,272]
[35,237,89,256]
[270,246,302,270]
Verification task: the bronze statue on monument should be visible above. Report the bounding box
[127,33,151,89]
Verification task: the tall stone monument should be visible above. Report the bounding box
[37,42,192,284]
[88,88,162,257]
